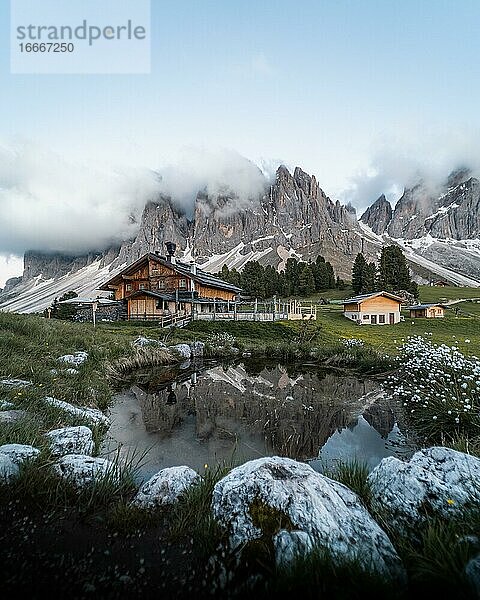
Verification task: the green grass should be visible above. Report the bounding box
[0,449,139,518]
[322,460,372,507]
[388,516,480,599]
[315,304,480,356]
[169,463,231,556]
[417,285,480,303]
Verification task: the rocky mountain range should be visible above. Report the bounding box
[1,165,479,313]
[360,169,480,283]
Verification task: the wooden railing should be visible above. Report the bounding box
[126,312,192,327]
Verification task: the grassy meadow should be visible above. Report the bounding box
[1,285,480,598]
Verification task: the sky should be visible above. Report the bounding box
[1,0,480,285]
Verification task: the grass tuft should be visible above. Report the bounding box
[322,459,372,507]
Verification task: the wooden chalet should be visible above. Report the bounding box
[343,291,403,325]
[407,304,445,318]
[99,244,242,322]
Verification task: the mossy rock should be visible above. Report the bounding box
[249,498,294,538]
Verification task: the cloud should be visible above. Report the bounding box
[157,147,270,217]
[0,254,24,288]
[0,142,271,256]
[340,128,480,214]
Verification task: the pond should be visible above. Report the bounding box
[104,360,412,481]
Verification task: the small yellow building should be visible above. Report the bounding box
[343,291,403,325]
[407,304,445,318]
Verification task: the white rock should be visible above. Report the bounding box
[45,426,94,457]
[0,444,40,465]
[212,456,405,580]
[0,378,32,388]
[53,454,119,488]
[274,530,314,565]
[0,400,14,410]
[133,466,199,509]
[132,336,166,348]
[44,397,110,427]
[368,446,480,531]
[190,341,205,358]
[0,453,19,482]
[0,410,28,423]
[171,344,192,359]
[57,351,88,367]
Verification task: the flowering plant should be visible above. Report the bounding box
[386,336,480,440]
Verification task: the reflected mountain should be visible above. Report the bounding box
[105,362,409,480]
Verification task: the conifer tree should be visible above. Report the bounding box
[352,253,368,294]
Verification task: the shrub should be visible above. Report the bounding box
[386,336,480,441]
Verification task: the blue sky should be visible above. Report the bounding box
[1,0,480,284]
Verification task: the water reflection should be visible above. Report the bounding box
[105,361,410,480]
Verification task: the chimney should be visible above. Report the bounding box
[190,261,197,275]
[165,241,177,264]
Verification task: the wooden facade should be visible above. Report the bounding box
[99,253,241,321]
[343,292,402,325]
[408,304,445,318]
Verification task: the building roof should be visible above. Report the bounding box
[343,291,403,305]
[58,297,119,305]
[98,253,242,294]
[407,304,445,310]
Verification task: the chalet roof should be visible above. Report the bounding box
[343,291,403,305]
[98,253,242,294]
[58,297,120,305]
[407,303,445,310]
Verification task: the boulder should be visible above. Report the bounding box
[0,410,28,423]
[45,426,94,457]
[0,453,19,482]
[44,397,110,427]
[53,454,119,488]
[132,336,166,348]
[368,447,480,532]
[57,351,88,367]
[0,378,32,388]
[190,341,205,358]
[274,530,314,566]
[171,344,192,360]
[133,466,199,509]
[211,456,405,580]
[0,444,40,465]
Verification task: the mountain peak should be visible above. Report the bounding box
[360,194,392,235]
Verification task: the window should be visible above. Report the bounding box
[363,315,369,320]
[379,314,386,324]
[139,283,146,290]
[126,283,132,291]
[158,280,166,289]
[179,279,187,289]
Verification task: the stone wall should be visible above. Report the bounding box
[74,303,123,323]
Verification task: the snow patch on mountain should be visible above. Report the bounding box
[197,242,274,273]
[0,260,125,314]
